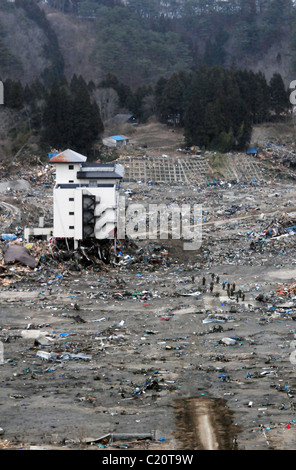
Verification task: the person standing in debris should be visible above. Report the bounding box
[210,282,214,293]
[202,276,206,286]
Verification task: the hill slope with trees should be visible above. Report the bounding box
[0,0,294,159]
[1,0,296,88]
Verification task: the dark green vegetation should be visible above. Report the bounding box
[46,0,296,79]
[0,0,294,155]
[153,67,290,151]
[42,75,103,155]
[2,67,290,155]
[2,0,296,88]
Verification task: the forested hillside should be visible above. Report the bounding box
[0,0,64,84]
[43,0,296,86]
[0,0,296,87]
[0,0,295,158]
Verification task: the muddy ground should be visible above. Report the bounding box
[1,128,296,451]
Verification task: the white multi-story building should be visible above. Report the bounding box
[25,149,124,248]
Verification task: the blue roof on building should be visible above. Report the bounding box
[110,135,129,141]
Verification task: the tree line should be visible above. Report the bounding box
[2,75,103,156]
[1,67,290,156]
[155,68,290,151]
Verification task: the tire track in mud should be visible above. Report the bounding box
[174,398,239,450]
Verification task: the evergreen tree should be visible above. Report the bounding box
[154,76,168,122]
[156,72,188,126]
[71,77,104,154]
[183,67,252,151]
[4,79,24,109]
[203,28,229,66]
[130,85,153,121]
[42,76,104,154]
[42,81,73,149]
[269,73,290,117]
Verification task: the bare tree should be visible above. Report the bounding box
[92,87,120,122]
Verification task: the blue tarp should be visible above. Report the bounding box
[48,152,58,159]
[246,147,258,155]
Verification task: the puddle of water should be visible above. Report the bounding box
[174,398,239,450]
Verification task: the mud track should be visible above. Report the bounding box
[174,398,238,450]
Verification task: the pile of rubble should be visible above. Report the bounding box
[0,239,110,285]
[277,282,296,297]
[0,234,173,288]
[263,212,296,238]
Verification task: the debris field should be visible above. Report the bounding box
[1,145,296,450]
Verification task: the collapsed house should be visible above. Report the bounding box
[25,149,124,249]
